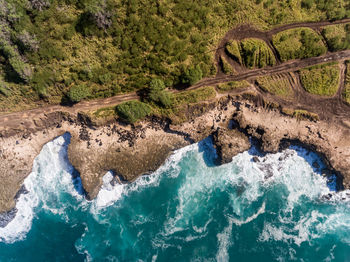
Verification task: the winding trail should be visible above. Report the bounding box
[2,18,350,133]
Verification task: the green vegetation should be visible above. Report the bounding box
[115,100,151,124]
[300,0,350,20]
[148,79,172,108]
[256,75,294,98]
[299,63,340,96]
[342,62,350,104]
[217,80,250,93]
[1,0,350,112]
[92,106,116,119]
[225,39,276,69]
[0,78,10,97]
[294,109,319,121]
[220,56,234,75]
[68,85,90,102]
[226,41,242,64]
[272,28,327,62]
[322,24,350,52]
[282,108,319,121]
[172,86,216,106]
[181,65,203,86]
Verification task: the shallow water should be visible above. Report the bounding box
[1,134,350,261]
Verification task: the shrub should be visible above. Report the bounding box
[226,38,275,69]
[273,28,327,62]
[68,84,90,102]
[29,0,50,11]
[220,56,234,75]
[31,69,55,98]
[115,100,152,123]
[322,24,350,52]
[0,79,10,97]
[148,78,173,108]
[181,65,203,85]
[240,39,276,68]
[299,63,339,96]
[226,40,242,64]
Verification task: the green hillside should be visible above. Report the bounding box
[0,0,349,112]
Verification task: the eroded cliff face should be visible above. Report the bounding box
[232,105,350,189]
[1,95,350,214]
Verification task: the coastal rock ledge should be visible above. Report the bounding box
[1,95,350,214]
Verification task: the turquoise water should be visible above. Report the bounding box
[1,134,350,261]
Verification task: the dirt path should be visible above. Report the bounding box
[2,19,350,133]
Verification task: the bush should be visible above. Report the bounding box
[31,69,55,98]
[115,100,152,123]
[273,28,327,62]
[68,84,90,102]
[240,39,276,68]
[299,63,339,96]
[181,65,203,85]
[0,79,11,97]
[148,78,173,108]
[226,39,275,69]
[220,56,234,75]
[322,24,350,52]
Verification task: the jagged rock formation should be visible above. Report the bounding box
[1,95,350,215]
[212,127,250,164]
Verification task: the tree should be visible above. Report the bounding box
[148,78,173,108]
[68,85,90,102]
[181,65,203,86]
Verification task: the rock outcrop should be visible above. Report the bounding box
[212,127,250,164]
[2,94,350,214]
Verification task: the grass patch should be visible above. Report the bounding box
[172,86,216,106]
[92,106,116,119]
[226,38,276,69]
[322,23,350,52]
[256,75,293,98]
[282,108,319,122]
[273,28,327,62]
[217,81,250,93]
[299,63,339,96]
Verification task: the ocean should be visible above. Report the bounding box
[0,133,350,261]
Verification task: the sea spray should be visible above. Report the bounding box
[1,135,350,261]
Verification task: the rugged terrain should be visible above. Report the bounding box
[3,18,350,216]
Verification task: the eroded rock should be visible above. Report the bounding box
[212,127,250,164]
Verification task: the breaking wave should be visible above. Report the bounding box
[1,135,350,261]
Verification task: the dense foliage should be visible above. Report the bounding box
[68,84,90,102]
[1,0,350,112]
[115,100,151,123]
[272,28,327,62]
[322,24,350,52]
[299,63,340,96]
[148,79,172,108]
[226,39,276,69]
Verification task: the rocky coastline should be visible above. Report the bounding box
[1,94,350,219]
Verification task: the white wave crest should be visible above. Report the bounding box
[0,134,83,243]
